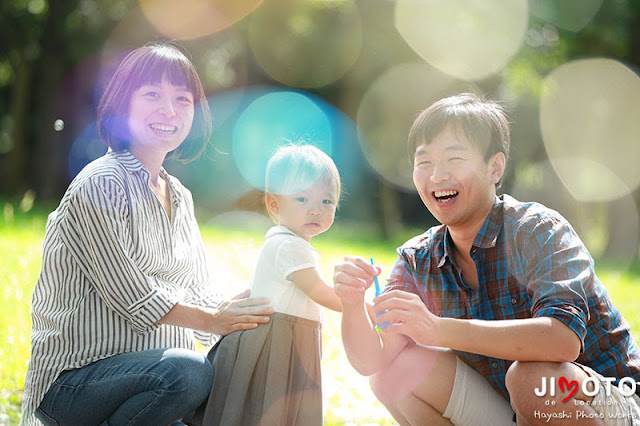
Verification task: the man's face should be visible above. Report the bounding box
[412,124,504,232]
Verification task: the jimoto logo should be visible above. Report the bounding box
[534,376,639,402]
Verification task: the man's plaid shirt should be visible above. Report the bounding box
[385,194,640,400]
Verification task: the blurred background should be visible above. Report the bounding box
[1,0,640,266]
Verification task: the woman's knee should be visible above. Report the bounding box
[158,348,213,402]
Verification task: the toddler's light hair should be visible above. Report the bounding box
[265,144,341,222]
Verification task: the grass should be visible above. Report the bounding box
[2,201,640,425]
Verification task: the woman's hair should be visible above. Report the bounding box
[265,144,341,220]
[407,93,511,164]
[97,42,212,163]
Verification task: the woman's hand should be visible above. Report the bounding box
[209,289,274,335]
[159,289,273,335]
[373,290,442,348]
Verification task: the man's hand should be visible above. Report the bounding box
[209,289,274,335]
[333,255,381,307]
[373,290,442,347]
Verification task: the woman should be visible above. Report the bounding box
[21,42,273,425]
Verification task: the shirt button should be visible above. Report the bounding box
[492,362,499,369]
[511,298,518,304]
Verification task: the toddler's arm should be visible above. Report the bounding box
[290,267,343,312]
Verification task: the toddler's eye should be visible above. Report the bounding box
[323,199,334,205]
[296,197,308,203]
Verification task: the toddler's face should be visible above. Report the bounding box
[272,180,337,241]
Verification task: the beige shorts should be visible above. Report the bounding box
[443,357,516,426]
[575,364,640,426]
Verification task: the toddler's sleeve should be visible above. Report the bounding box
[275,237,318,281]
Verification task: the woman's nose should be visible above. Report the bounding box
[159,98,177,117]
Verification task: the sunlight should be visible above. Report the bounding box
[394,0,528,81]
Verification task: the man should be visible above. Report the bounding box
[334,93,640,425]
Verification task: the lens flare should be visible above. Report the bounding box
[232,90,334,190]
[248,0,362,88]
[139,0,263,40]
[67,122,107,179]
[512,161,639,269]
[357,62,476,190]
[394,0,527,81]
[54,119,65,132]
[540,58,640,202]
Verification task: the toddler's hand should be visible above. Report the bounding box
[333,255,381,307]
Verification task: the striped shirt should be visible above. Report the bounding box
[386,194,640,400]
[21,150,222,425]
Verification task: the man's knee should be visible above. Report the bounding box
[369,346,455,408]
[506,361,563,411]
[506,361,538,403]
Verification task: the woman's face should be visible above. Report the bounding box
[127,77,195,156]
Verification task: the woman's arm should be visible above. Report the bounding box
[158,289,273,335]
[289,267,342,312]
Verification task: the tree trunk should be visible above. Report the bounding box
[1,58,32,194]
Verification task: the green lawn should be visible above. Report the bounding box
[2,203,639,425]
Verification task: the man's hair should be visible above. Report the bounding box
[407,93,511,164]
[265,144,341,222]
[97,42,212,163]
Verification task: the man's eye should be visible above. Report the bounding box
[415,161,431,168]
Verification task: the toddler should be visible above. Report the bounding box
[191,144,343,425]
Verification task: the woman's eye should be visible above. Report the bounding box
[177,96,193,104]
[144,91,159,98]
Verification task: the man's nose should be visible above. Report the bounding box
[430,163,449,183]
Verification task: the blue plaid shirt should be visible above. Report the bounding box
[386,194,640,400]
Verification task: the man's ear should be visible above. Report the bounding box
[265,194,280,216]
[489,152,506,185]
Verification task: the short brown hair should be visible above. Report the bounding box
[407,93,510,164]
[97,42,212,163]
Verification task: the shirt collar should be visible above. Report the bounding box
[265,225,319,252]
[109,149,182,205]
[109,149,146,174]
[473,195,504,249]
[266,225,302,240]
[437,195,504,267]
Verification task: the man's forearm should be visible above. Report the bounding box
[439,316,581,362]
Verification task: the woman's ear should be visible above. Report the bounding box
[489,152,506,185]
[265,194,280,216]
